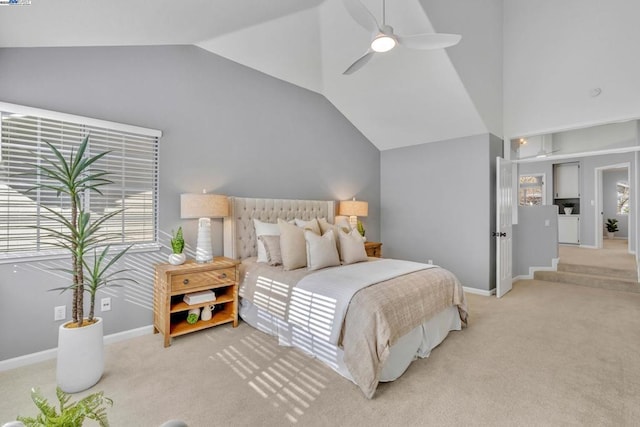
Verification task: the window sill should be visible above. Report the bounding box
[0,243,162,265]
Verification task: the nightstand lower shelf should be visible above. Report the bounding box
[170,306,236,337]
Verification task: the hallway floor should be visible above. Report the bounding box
[558,239,636,272]
[534,239,639,292]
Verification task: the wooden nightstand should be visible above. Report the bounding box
[153,257,240,347]
[365,241,382,258]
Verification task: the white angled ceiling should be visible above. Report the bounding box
[0,0,492,151]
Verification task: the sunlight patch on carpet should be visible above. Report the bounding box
[212,330,328,424]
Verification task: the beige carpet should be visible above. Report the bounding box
[559,239,636,272]
[2,280,640,426]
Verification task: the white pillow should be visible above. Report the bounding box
[294,218,321,235]
[305,229,340,271]
[278,218,307,270]
[253,219,280,263]
[338,228,368,265]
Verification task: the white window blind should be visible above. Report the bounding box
[0,102,161,259]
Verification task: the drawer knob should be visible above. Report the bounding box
[183,279,189,285]
[219,273,227,279]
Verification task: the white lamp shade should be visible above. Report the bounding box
[339,200,368,217]
[181,193,228,219]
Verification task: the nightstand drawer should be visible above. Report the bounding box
[365,242,382,258]
[171,267,236,292]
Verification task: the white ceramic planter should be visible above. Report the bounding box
[564,207,573,215]
[57,317,104,393]
[168,253,186,265]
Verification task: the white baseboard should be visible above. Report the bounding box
[0,325,154,372]
[579,244,597,249]
[515,258,560,280]
[463,286,495,297]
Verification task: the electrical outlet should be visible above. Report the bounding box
[54,305,66,321]
[428,259,433,265]
[101,297,111,312]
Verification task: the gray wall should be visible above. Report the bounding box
[603,169,629,238]
[380,133,501,292]
[0,45,380,361]
[518,152,636,250]
[513,205,559,277]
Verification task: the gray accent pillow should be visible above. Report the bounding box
[278,218,307,270]
[258,235,282,266]
[253,219,280,263]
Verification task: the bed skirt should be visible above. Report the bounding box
[239,298,461,383]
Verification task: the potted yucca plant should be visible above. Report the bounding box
[31,135,133,393]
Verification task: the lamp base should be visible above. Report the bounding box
[196,217,213,263]
[349,215,358,229]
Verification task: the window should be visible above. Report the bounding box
[617,181,629,215]
[519,174,545,206]
[0,102,161,260]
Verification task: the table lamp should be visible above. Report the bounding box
[339,197,368,229]
[180,191,228,263]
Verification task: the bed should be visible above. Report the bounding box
[223,197,467,398]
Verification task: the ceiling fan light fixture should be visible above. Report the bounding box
[371,34,396,53]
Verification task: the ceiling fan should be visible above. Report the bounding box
[519,148,561,160]
[342,0,462,75]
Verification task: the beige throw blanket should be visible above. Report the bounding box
[342,266,466,398]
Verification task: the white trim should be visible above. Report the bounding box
[0,101,162,137]
[0,243,161,265]
[514,257,560,280]
[594,162,631,251]
[515,146,640,164]
[509,115,640,146]
[0,325,154,372]
[463,286,495,296]
[579,244,598,249]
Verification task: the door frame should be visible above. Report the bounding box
[594,162,631,251]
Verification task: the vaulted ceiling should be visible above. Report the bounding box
[0,0,502,150]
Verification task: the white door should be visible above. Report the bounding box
[496,157,513,297]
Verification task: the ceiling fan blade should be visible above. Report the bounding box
[343,51,375,75]
[519,149,561,160]
[397,33,461,50]
[343,0,380,34]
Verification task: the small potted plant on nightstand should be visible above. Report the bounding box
[606,218,619,239]
[168,227,186,265]
[357,220,366,242]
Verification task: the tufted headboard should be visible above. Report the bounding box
[223,197,336,260]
